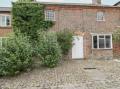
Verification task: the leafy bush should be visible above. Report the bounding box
[36,32,62,68]
[12,3,54,41]
[57,30,73,55]
[0,34,33,76]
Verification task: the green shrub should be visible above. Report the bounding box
[12,3,54,41]
[36,32,62,68]
[57,30,73,55]
[0,34,33,76]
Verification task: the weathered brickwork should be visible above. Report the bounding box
[46,5,120,59]
[83,33,92,59]
[113,42,120,58]
[92,49,113,59]
[46,5,120,33]
[0,27,12,37]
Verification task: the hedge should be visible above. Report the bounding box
[12,3,54,41]
[36,32,62,68]
[0,34,33,76]
[57,30,73,55]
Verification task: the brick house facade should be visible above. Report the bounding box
[0,0,120,59]
[43,2,120,59]
[0,7,12,37]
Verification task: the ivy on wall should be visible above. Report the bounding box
[12,3,54,41]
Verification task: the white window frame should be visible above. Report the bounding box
[0,14,11,27]
[96,11,105,21]
[45,10,55,21]
[92,34,112,49]
[0,37,8,47]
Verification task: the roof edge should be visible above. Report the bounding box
[114,1,120,6]
[0,7,11,12]
[35,1,120,8]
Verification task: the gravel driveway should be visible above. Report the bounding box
[0,59,120,89]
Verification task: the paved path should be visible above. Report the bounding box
[0,59,120,89]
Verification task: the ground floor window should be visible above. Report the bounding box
[92,34,112,49]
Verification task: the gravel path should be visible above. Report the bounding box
[0,59,120,89]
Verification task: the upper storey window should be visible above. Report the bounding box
[0,15,11,27]
[45,10,55,21]
[96,11,105,21]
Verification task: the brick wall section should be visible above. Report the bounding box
[46,5,120,59]
[0,27,12,37]
[113,42,120,58]
[92,49,113,59]
[46,5,120,33]
[83,32,92,59]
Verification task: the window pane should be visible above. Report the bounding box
[93,36,97,48]
[99,39,104,48]
[99,35,104,38]
[105,36,111,48]
[45,10,55,21]
[6,16,10,26]
[97,12,105,21]
[1,16,6,26]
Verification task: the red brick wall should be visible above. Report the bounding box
[0,27,12,37]
[46,5,120,59]
[46,5,120,33]
[113,42,120,58]
[92,49,113,59]
[83,32,92,59]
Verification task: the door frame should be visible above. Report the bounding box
[72,36,84,59]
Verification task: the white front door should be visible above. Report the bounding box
[72,36,84,59]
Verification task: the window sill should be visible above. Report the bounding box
[45,20,56,22]
[92,48,113,50]
[96,20,105,22]
[0,26,12,29]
